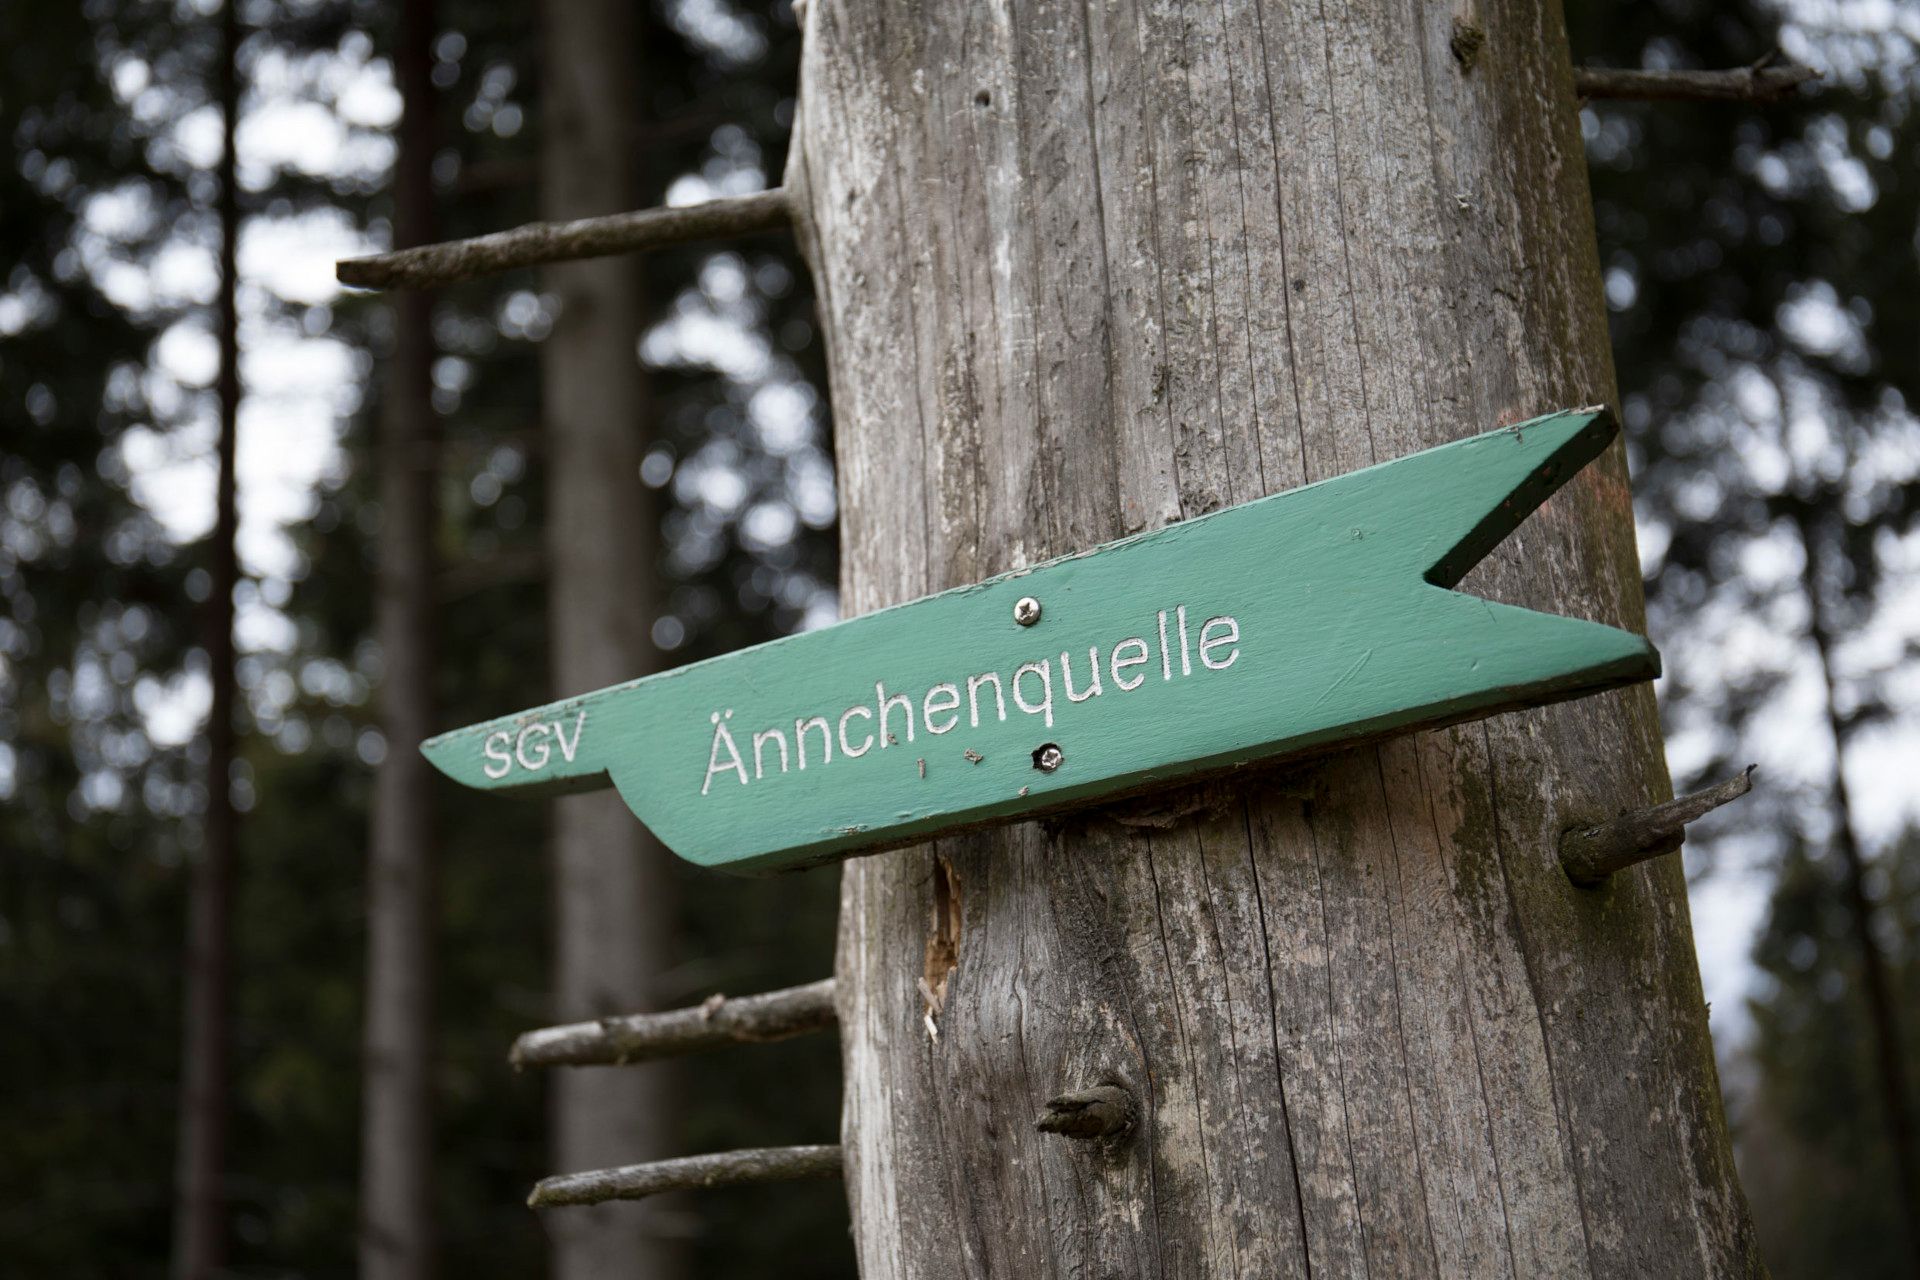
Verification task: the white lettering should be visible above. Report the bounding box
[553,711,586,763]
[1199,616,1241,670]
[877,681,915,746]
[923,683,961,734]
[753,727,790,778]
[1061,648,1103,703]
[795,716,832,768]
[1111,637,1149,691]
[482,731,513,780]
[515,722,552,771]
[695,603,1245,798]
[702,711,749,794]
[839,705,875,758]
[1013,659,1055,728]
[967,672,1007,727]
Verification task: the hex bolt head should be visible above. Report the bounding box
[1013,596,1043,626]
[1033,743,1064,773]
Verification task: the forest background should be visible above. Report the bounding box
[1,0,1916,1275]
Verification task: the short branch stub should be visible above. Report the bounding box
[1561,766,1756,886]
[1572,58,1819,104]
[528,1144,843,1209]
[510,977,836,1069]
[337,187,793,291]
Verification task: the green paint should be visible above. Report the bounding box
[422,408,1658,875]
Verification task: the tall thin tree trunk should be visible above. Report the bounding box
[1796,511,1920,1274]
[539,0,681,1275]
[172,3,241,1275]
[788,0,1759,1273]
[360,0,439,1273]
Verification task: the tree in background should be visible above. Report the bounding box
[1570,1,1920,1271]
[0,0,200,1270]
[171,1,243,1274]
[326,0,845,1272]
[535,0,682,1272]
[359,0,440,1271]
[1741,828,1920,1277]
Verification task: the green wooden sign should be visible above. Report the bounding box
[423,408,1657,875]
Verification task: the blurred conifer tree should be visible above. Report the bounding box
[1571,1,1920,1273]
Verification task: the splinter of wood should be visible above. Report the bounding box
[337,188,793,290]
[1560,767,1755,886]
[510,978,836,1069]
[527,1144,843,1209]
[1035,1085,1137,1142]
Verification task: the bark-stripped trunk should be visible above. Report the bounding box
[360,0,438,1272]
[539,0,681,1275]
[786,1,1760,1274]
[172,4,241,1274]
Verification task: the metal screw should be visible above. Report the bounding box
[1033,743,1064,773]
[1013,596,1042,626]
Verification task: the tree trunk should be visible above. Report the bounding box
[360,0,439,1272]
[172,3,240,1274]
[786,0,1760,1274]
[1796,511,1920,1273]
[538,0,681,1275]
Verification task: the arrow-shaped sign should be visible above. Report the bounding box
[424,408,1658,874]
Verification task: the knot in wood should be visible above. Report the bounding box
[1035,1085,1136,1143]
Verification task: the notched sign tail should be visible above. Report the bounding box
[1385,404,1661,701]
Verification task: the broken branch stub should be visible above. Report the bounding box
[1561,767,1756,886]
[336,187,793,291]
[510,977,837,1069]
[1571,60,1819,104]
[527,1144,844,1209]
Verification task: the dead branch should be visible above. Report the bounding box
[1573,60,1819,104]
[528,1145,844,1209]
[1561,767,1756,886]
[336,187,793,291]
[510,978,837,1069]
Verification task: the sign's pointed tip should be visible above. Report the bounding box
[1424,587,1661,702]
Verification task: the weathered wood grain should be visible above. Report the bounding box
[786,0,1760,1275]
